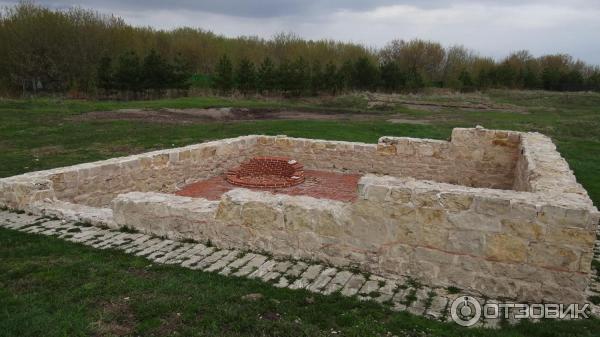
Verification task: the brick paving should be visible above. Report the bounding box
[1,209,598,326]
[176,169,361,202]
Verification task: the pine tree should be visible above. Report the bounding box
[522,63,540,89]
[97,55,113,91]
[587,70,600,92]
[380,61,405,92]
[290,57,310,96]
[142,49,171,91]
[256,57,277,94]
[338,60,354,91]
[212,55,233,94]
[542,67,562,91]
[406,67,425,91]
[352,57,379,90]
[322,61,340,95]
[235,57,256,95]
[561,70,584,91]
[278,59,292,93]
[495,62,517,88]
[310,60,324,95]
[279,57,309,96]
[458,68,474,92]
[476,68,494,89]
[170,53,192,89]
[114,51,142,92]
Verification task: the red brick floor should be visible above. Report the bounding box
[175,170,361,202]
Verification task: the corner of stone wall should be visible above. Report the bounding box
[520,131,596,209]
[0,177,56,209]
[27,199,116,228]
[0,135,264,210]
[356,173,594,303]
[111,191,219,240]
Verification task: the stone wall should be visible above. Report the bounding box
[354,175,598,303]
[253,127,521,190]
[0,136,259,208]
[112,173,598,303]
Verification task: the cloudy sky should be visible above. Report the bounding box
[3,0,600,64]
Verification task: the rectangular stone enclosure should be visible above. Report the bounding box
[1,127,598,303]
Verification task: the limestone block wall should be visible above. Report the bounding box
[0,136,259,208]
[111,173,598,303]
[514,132,594,205]
[354,175,598,303]
[107,128,598,303]
[252,127,521,190]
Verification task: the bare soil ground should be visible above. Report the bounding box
[75,107,431,124]
[363,92,530,113]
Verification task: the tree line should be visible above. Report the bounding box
[1,2,599,97]
[96,50,191,97]
[212,48,600,96]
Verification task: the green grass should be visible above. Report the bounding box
[1,228,599,337]
[1,91,600,336]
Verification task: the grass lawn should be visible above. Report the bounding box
[1,90,599,336]
[2,228,599,337]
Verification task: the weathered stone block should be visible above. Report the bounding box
[545,226,596,247]
[439,192,473,212]
[448,211,501,232]
[413,189,441,208]
[485,233,528,263]
[500,219,544,241]
[389,187,412,204]
[376,144,396,156]
[474,196,511,216]
[447,230,486,256]
[240,201,283,230]
[528,243,580,271]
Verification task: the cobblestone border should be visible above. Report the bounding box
[2,209,598,328]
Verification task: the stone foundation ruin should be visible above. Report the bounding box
[1,127,598,304]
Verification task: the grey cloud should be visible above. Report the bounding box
[17,0,401,17]
[2,1,599,64]
[19,0,600,18]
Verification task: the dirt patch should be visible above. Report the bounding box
[386,118,430,125]
[31,145,66,157]
[92,299,137,337]
[387,100,528,113]
[126,266,156,279]
[98,144,146,157]
[364,92,529,114]
[260,311,281,321]
[402,103,443,112]
[150,313,184,337]
[0,140,13,151]
[75,107,426,124]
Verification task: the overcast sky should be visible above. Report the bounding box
[3,0,600,64]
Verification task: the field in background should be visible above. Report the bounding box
[1,89,600,336]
